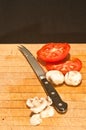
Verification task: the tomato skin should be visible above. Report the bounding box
[37,43,70,62]
[46,58,82,75]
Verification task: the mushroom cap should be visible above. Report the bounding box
[46,70,64,85]
[65,71,82,86]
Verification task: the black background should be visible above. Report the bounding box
[0,0,86,43]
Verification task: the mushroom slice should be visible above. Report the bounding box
[46,96,53,106]
[65,71,82,86]
[30,114,42,126]
[46,70,64,85]
[26,97,41,108]
[40,106,55,118]
[26,97,49,113]
[30,97,48,113]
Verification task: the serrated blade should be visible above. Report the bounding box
[18,45,45,78]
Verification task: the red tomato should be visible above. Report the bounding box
[37,43,70,62]
[46,58,82,74]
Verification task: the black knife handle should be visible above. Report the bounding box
[40,77,68,113]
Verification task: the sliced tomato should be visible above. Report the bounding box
[37,43,70,62]
[46,58,82,75]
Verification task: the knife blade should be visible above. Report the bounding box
[18,45,68,113]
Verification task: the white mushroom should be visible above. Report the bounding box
[26,96,55,126]
[65,71,82,86]
[26,96,52,113]
[40,106,55,118]
[46,96,53,106]
[46,70,64,85]
[26,97,42,108]
[30,114,42,126]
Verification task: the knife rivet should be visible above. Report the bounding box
[45,81,48,84]
[58,103,63,106]
[51,92,55,95]
[40,75,45,79]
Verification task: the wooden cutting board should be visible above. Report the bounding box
[0,43,86,130]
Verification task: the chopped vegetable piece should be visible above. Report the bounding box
[37,43,70,62]
[46,58,82,75]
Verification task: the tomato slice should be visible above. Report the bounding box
[46,58,82,74]
[37,43,70,62]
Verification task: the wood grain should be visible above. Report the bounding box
[0,44,86,130]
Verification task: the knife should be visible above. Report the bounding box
[18,45,68,113]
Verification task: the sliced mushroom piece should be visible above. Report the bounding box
[26,97,51,113]
[30,98,48,113]
[26,97,41,108]
[65,71,82,86]
[26,96,55,126]
[46,70,65,85]
[30,114,42,126]
[40,106,55,118]
[46,96,53,106]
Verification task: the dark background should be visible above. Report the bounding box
[0,0,86,43]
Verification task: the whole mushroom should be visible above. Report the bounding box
[46,70,65,85]
[65,71,82,86]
